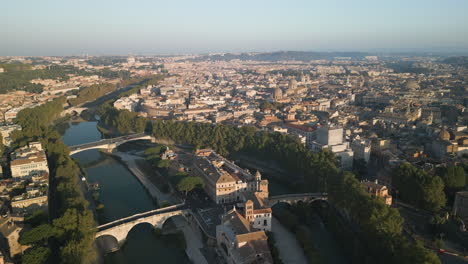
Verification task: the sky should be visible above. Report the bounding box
[2,0,468,56]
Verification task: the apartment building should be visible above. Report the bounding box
[10,142,49,179]
[192,149,269,204]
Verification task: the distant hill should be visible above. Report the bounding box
[188,51,372,62]
[441,56,468,67]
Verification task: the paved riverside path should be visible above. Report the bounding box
[172,216,209,264]
[114,152,177,204]
[271,217,308,264]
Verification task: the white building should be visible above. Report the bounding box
[310,125,354,170]
[10,142,49,179]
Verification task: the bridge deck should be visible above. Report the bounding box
[97,203,187,232]
[69,133,148,151]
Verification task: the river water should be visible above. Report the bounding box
[61,121,189,264]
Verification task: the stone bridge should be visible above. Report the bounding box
[267,193,327,206]
[69,133,154,155]
[61,107,89,116]
[95,203,189,252]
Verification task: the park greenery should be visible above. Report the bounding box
[11,98,96,264]
[328,171,441,264]
[392,162,446,212]
[176,176,204,195]
[143,146,171,168]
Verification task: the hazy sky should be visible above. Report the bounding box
[2,0,468,56]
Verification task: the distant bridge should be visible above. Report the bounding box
[267,193,327,206]
[61,107,89,116]
[69,133,154,155]
[95,203,189,253]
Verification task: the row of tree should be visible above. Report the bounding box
[392,162,467,212]
[99,104,146,134]
[328,171,441,264]
[11,99,96,264]
[68,83,117,106]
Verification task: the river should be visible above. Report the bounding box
[61,121,189,264]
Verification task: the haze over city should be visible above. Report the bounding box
[2,0,468,55]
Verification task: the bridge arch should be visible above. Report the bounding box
[95,235,119,253]
[95,204,188,253]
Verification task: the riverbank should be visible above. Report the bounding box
[112,151,178,205]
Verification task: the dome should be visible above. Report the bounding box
[273,88,283,100]
[403,80,420,90]
[439,129,450,141]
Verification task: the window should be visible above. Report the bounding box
[264,220,267,226]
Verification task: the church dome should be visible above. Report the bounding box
[273,88,283,100]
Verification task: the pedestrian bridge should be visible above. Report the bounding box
[268,193,327,206]
[69,133,154,155]
[95,203,189,253]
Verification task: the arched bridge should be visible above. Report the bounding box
[69,133,154,155]
[95,203,189,252]
[61,107,89,116]
[268,193,327,206]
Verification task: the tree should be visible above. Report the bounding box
[441,165,465,189]
[156,159,170,168]
[22,246,51,264]
[392,162,446,212]
[176,176,204,195]
[19,224,56,245]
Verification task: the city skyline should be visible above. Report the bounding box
[2,0,468,56]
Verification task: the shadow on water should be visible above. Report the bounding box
[104,224,190,264]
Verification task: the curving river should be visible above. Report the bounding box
[61,121,189,264]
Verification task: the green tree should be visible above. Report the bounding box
[392,162,446,212]
[441,165,466,189]
[22,246,51,264]
[176,176,204,195]
[19,224,56,245]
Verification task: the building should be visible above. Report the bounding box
[10,142,49,179]
[453,191,468,221]
[192,150,269,204]
[241,192,272,231]
[0,216,28,258]
[284,123,316,146]
[361,180,392,205]
[0,125,21,147]
[216,208,273,264]
[351,139,372,163]
[11,183,48,215]
[310,125,354,169]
